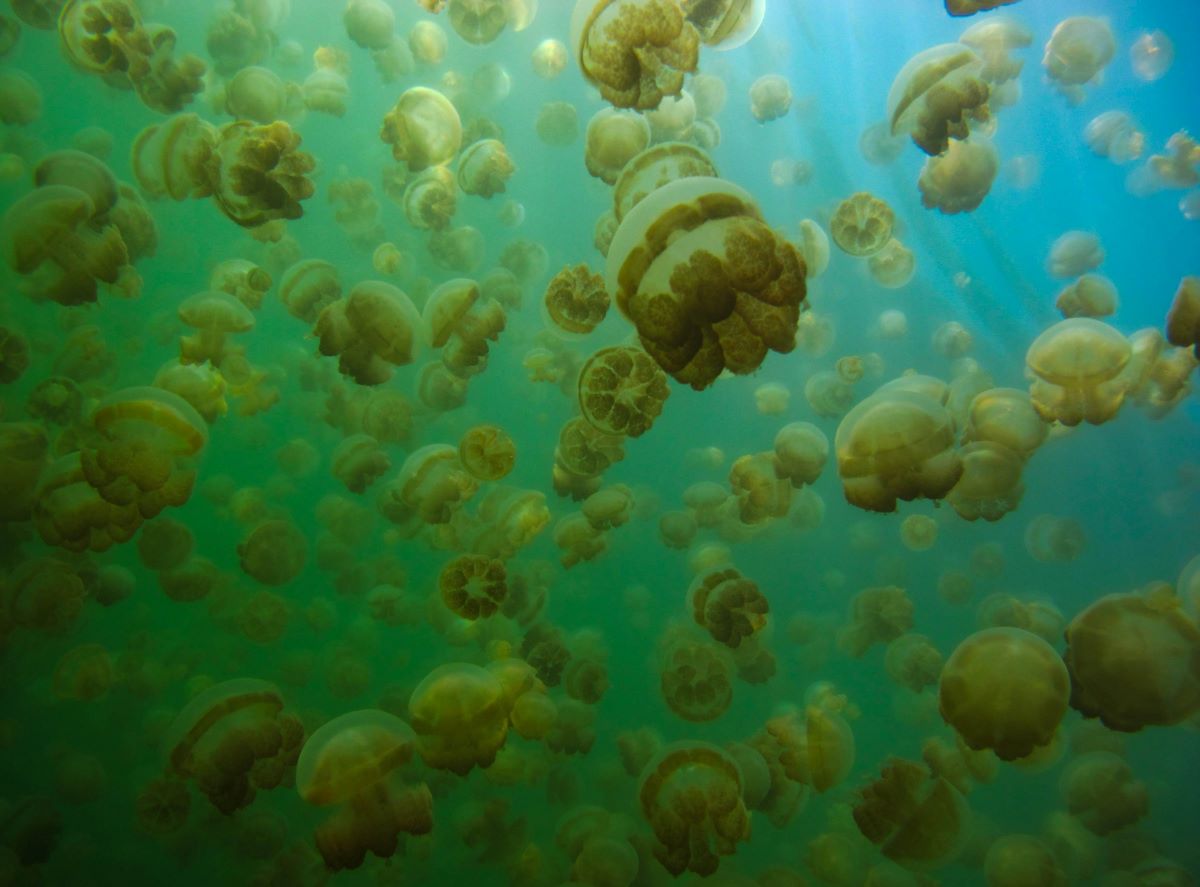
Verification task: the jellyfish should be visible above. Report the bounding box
[51,643,114,701]
[1165,276,1199,358]
[535,100,579,147]
[887,43,991,156]
[332,434,390,494]
[939,627,1069,761]
[238,518,307,586]
[982,834,1066,887]
[919,137,998,214]
[830,192,895,257]
[314,281,424,385]
[378,444,478,532]
[439,554,507,619]
[409,19,448,65]
[637,741,750,876]
[578,345,671,438]
[223,66,286,123]
[457,138,515,198]
[1059,751,1149,836]
[532,38,568,79]
[458,424,516,482]
[1045,231,1105,279]
[1054,273,1118,319]
[944,0,1020,16]
[1063,589,1200,732]
[749,74,792,123]
[853,757,968,868]
[688,566,770,649]
[1083,111,1145,165]
[581,484,635,530]
[645,90,696,142]
[946,441,1025,522]
[209,120,316,228]
[1025,318,1130,426]
[1043,18,1115,98]
[380,86,462,172]
[343,0,394,50]
[177,290,255,365]
[606,176,807,389]
[612,141,718,222]
[279,258,341,324]
[295,709,432,871]
[408,662,510,774]
[584,108,651,184]
[544,264,610,336]
[164,678,301,815]
[570,0,700,111]
[659,634,733,722]
[868,239,917,288]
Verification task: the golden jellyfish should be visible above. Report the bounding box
[835,389,962,513]
[749,74,791,123]
[177,290,254,364]
[131,117,213,197]
[223,66,286,124]
[688,565,769,648]
[612,142,717,223]
[606,176,807,389]
[944,0,1020,15]
[409,19,448,65]
[447,0,508,45]
[295,709,432,871]
[569,0,700,111]
[429,225,487,274]
[279,258,341,323]
[1084,111,1145,164]
[645,90,695,142]
[1043,18,1115,96]
[0,69,41,126]
[314,281,424,385]
[530,37,568,80]
[164,678,298,815]
[137,515,194,571]
[984,834,1066,887]
[210,257,272,311]
[938,627,1069,761]
[0,325,30,385]
[796,219,831,279]
[1165,276,1199,358]
[946,441,1025,522]
[208,120,315,228]
[887,43,990,156]
[959,16,1032,85]
[659,635,733,722]
[754,382,789,415]
[805,370,853,419]
[838,585,914,658]
[728,451,790,524]
[135,776,190,835]
[899,514,938,551]
[238,518,307,586]
[1130,29,1174,82]
[919,137,998,214]
[439,554,507,619]
[1055,273,1118,319]
[1045,231,1105,279]
[343,0,394,51]
[1059,752,1148,836]
[1063,589,1200,732]
[543,264,610,336]
[380,86,461,172]
[458,424,516,482]
[408,662,509,774]
[578,345,671,438]
[378,444,478,530]
[470,487,550,560]
[682,0,764,50]
[1025,317,1130,426]
[772,422,828,488]
[658,509,697,550]
[830,192,895,257]
[400,166,458,231]
[303,67,349,117]
[581,484,635,531]
[331,434,390,494]
[51,643,114,701]
[1023,514,1086,562]
[553,512,608,567]
[535,100,579,147]
[584,108,651,185]
[868,239,916,288]
[853,757,968,869]
[457,138,515,198]
[764,692,856,793]
[638,741,750,876]
[962,387,1047,460]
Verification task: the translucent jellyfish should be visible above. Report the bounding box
[208,120,315,228]
[457,138,515,198]
[1054,273,1118,319]
[535,100,579,147]
[939,627,1069,761]
[1045,231,1104,279]
[659,634,733,722]
[578,345,671,438]
[570,0,700,111]
[770,423,827,489]
[430,225,487,274]
[378,444,478,531]
[612,142,718,223]
[885,634,943,693]
[136,516,194,572]
[223,66,286,124]
[658,509,698,549]
[638,742,750,876]
[835,389,962,513]
[1130,29,1173,82]
[1063,589,1200,732]
[837,585,913,657]
[688,566,770,648]
[944,0,1020,16]
[177,290,254,365]
[438,554,507,620]
[860,120,905,165]
[581,484,635,530]
[983,835,1067,887]
[754,382,789,415]
[1025,318,1130,426]
[0,326,29,387]
[314,281,424,385]
[606,176,807,389]
[401,166,458,231]
[238,518,307,586]
[853,757,968,868]
[543,264,609,337]
[959,16,1033,84]
[295,709,432,871]
[1084,111,1144,164]
[868,239,916,288]
[1043,18,1116,96]
[279,258,341,323]
[645,90,696,142]
[408,662,510,774]
[330,434,389,495]
[409,19,448,65]
[887,43,991,156]
[343,0,394,50]
[380,87,462,172]
[749,74,792,123]
[532,38,568,79]
[0,69,41,126]
[946,441,1025,521]
[961,387,1047,460]
[919,137,998,214]
[303,66,349,117]
[584,108,651,184]
[165,678,300,815]
[457,424,516,482]
[1165,276,1199,357]
[1059,752,1148,836]
[830,192,895,257]
[796,219,831,279]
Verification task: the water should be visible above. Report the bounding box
[1,0,1198,884]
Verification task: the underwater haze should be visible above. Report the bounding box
[1,0,1199,884]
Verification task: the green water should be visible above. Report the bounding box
[1,0,1199,885]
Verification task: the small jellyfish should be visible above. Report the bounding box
[1130,30,1173,83]
[577,345,671,438]
[749,74,792,123]
[830,192,895,257]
